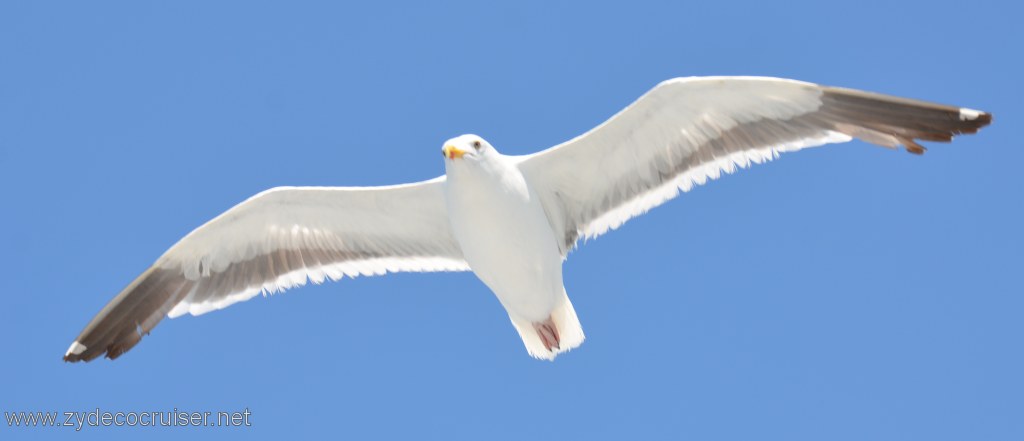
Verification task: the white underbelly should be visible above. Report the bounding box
[446,172,564,321]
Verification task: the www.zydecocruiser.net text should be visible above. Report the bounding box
[5,408,252,431]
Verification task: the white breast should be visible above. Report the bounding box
[443,157,565,321]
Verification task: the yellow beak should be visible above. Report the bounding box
[443,144,467,160]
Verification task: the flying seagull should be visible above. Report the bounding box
[64,76,992,362]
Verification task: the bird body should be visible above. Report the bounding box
[444,136,583,357]
[63,76,992,363]
[445,143,563,322]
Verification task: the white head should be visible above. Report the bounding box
[441,134,498,165]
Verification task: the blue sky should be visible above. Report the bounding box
[1,1,1020,439]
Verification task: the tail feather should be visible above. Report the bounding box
[510,290,585,360]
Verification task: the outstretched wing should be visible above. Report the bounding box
[64,177,468,362]
[517,76,992,255]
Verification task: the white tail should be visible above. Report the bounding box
[509,290,585,360]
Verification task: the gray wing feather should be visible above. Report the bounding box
[517,77,992,255]
[65,178,468,362]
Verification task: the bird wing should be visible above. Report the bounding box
[65,177,468,362]
[516,76,992,255]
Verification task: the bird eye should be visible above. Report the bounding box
[472,140,482,150]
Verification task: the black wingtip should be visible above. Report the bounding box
[64,267,192,364]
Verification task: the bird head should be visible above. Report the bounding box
[442,134,494,163]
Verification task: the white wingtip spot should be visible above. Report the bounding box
[65,341,87,356]
[959,107,983,121]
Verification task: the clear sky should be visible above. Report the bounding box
[1,1,1020,439]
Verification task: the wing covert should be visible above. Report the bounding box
[517,76,991,255]
[65,177,468,362]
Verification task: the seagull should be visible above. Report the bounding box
[64,76,992,362]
